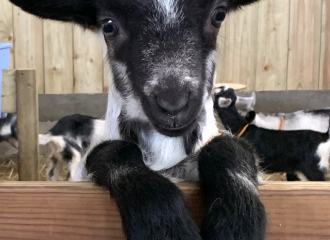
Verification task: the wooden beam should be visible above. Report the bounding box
[16,70,39,181]
[1,69,16,113]
[0,182,329,240]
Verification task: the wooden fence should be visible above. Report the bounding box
[0,0,329,93]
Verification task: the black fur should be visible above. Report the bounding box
[0,114,17,142]
[199,135,266,240]
[49,114,95,143]
[86,141,201,240]
[9,0,98,28]
[215,88,330,181]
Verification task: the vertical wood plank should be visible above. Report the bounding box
[320,0,330,90]
[256,0,290,91]
[73,27,103,93]
[16,69,39,181]
[0,0,14,68]
[220,4,259,90]
[216,22,227,84]
[1,70,16,113]
[287,0,322,90]
[43,21,73,94]
[13,7,44,93]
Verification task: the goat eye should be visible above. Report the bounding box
[212,8,226,28]
[102,20,118,38]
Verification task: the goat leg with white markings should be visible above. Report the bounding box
[86,140,201,240]
[199,135,267,240]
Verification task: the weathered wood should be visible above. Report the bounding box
[43,21,73,94]
[0,0,14,68]
[1,69,16,113]
[256,0,290,91]
[0,182,330,240]
[287,0,323,90]
[16,70,39,181]
[73,27,103,93]
[13,6,44,93]
[220,4,259,90]
[319,0,330,90]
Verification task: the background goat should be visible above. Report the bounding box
[0,114,18,148]
[10,0,267,239]
[39,114,105,181]
[214,87,330,181]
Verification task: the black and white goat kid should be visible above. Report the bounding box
[39,114,104,181]
[214,87,330,181]
[0,114,18,148]
[10,0,267,239]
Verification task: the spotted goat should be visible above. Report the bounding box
[39,114,105,181]
[0,114,18,148]
[215,87,330,181]
[10,0,267,239]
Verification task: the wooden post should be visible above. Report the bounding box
[16,69,39,181]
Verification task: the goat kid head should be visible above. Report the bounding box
[214,86,237,109]
[11,0,259,137]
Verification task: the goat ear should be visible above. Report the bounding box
[245,111,256,123]
[9,0,99,29]
[218,97,232,108]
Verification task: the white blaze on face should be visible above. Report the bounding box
[157,0,180,24]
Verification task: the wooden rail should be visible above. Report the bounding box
[1,69,39,181]
[0,182,329,240]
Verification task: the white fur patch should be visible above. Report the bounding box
[141,130,187,171]
[295,172,309,182]
[156,0,180,24]
[196,97,219,151]
[254,112,329,132]
[316,140,330,171]
[205,50,217,88]
[228,170,258,195]
[105,61,123,141]
[91,120,106,145]
[218,97,232,108]
[0,123,11,136]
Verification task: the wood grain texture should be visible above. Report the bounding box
[216,21,227,84]
[1,70,16,113]
[319,0,330,90]
[16,70,39,181]
[220,4,259,91]
[0,182,330,240]
[13,7,44,93]
[256,0,290,91]
[43,21,73,94]
[287,0,323,90]
[0,0,14,68]
[73,27,103,93]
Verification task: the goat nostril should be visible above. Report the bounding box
[156,92,189,114]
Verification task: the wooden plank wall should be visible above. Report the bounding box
[0,0,329,93]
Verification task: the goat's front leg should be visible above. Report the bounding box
[86,140,201,240]
[198,135,267,240]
